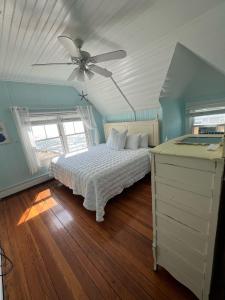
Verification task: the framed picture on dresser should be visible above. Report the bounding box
[0,121,9,144]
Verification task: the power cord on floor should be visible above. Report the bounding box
[0,243,13,277]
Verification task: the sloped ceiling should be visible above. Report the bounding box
[160,43,225,104]
[159,43,206,101]
[0,0,225,116]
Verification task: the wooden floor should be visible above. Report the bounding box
[0,176,196,300]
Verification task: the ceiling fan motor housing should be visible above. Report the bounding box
[74,38,83,49]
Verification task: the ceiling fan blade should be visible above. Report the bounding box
[68,67,80,81]
[32,62,73,66]
[89,50,126,63]
[58,36,79,57]
[85,69,95,80]
[89,64,112,78]
[77,69,85,82]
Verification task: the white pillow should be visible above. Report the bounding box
[106,128,117,148]
[125,134,141,150]
[107,128,128,150]
[140,134,148,148]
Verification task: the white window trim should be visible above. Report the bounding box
[58,118,69,154]
[31,112,87,162]
[186,113,225,135]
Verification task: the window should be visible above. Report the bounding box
[192,113,225,134]
[32,124,64,153]
[186,102,225,135]
[63,121,87,153]
[30,112,87,166]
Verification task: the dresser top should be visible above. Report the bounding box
[151,135,224,160]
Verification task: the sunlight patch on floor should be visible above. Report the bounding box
[34,189,52,202]
[17,189,58,225]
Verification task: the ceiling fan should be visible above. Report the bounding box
[32,36,127,81]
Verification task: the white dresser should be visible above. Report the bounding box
[150,136,224,299]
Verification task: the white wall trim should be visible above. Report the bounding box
[0,174,52,199]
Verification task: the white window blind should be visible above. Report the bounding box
[193,114,225,126]
[185,99,225,116]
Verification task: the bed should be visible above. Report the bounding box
[50,120,159,221]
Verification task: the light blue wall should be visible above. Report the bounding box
[160,98,184,141]
[105,108,161,123]
[0,81,104,192]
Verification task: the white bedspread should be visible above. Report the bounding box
[50,144,150,221]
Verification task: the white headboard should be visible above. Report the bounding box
[104,120,160,147]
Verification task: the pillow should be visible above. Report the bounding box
[106,128,117,148]
[139,134,148,148]
[125,134,141,150]
[107,128,128,150]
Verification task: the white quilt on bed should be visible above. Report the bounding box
[50,144,150,221]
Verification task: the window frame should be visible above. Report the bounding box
[60,119,87,153]
[186,111,225,135]
[31,114,87,161]
[32,123,60,141]
[185,101,225,134]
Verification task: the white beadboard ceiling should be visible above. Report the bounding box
[0,0,225,115]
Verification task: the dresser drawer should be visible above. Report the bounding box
[155,154,216,172]
[156,213,207,254]
[157,246,203,299]
[155,181,212,218]
[155,163,214,197]
[156,200,209,234]
[157,230,205,272]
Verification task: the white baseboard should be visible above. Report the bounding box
[0,174,52,199]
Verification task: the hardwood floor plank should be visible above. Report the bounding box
[25,188,120,300]
[0,177,196,300]
[6,194,68,300]
[105,202,153,239]
[0,200,30,300]
[50,185,187,300]
[50,189,150,299]
[21,192,91,300]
